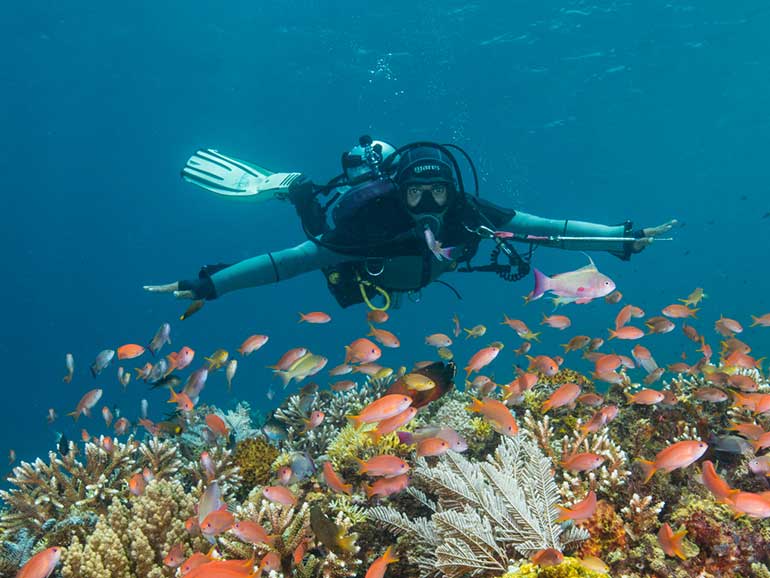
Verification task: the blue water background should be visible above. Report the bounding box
[2,1,770,469]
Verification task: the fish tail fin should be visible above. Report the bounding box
[63,375,72,384]
[364,429,382,444]
[346,414,363,429]
[463,328,472,339]
[637,459,657,483]
[67,410,80,422]
[465,397,484,413]
[382,546,399,564]
[355,457,368,474]
[690,308,699,318]
[274,370,293,389]
[607,329,617,340]
[541,400,552,413]
[298,312,307,323]
[750,315,760,327]
[671,529,688,560]
[530,268,550,301]
[363,483,375,499]
[337,532,357,553]
[501,314,511,325]
[167,389,179,404]
[555,505,572,523]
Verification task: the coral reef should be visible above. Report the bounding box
[233,437,279,491]
[501,556,609,578]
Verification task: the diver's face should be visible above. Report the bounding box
[405,183,448,209]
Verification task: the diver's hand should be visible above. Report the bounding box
[143,281,197,300]
[632,219,678,252]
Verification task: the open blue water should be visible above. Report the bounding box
[2,1,769,472]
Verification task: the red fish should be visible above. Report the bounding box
[117,343,145,360]
[357,455,409,478]
[542,383,581,413]
[556,490,597,522]
[16,546,62,578]
[347,395,413,428]
[322,461,353,495]
[561,452,605,472]
[238,334,269,355]
[299,311,332,324]
[344,338,382,364]
[262,485,297,506]
[466,397,518,436]
[163,543,186,568]
[527,256,615,305]
[638,440,708,483]
[67,388,103,421]
[365,546,399,578]
[657,523,687,559]
[364,473,410,499]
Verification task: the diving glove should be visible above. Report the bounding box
[182,149,304,202]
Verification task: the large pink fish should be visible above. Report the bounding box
[527,256,615,306]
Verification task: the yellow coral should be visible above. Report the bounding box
[469,417,494,440]
[502,556,610,578]
[326,425,410,473]
[233,437,280,489]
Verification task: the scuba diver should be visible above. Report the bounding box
[144,136,676,312]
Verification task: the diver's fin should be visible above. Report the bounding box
[181,149,303,202]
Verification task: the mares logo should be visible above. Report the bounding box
[414,164,441,174]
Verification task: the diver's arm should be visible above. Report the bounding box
[208,241,351,297]
[502,211,643,260]
[144,241,353,300]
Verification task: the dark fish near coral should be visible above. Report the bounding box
[290,452,316,480]
[56,432,69,457]
[309,504,356,555]
[262,420,289,442]
[299,382,319,396]
[149,373,182,390]
[709,434,752,455]
[386,361,455,408]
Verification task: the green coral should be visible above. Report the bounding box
[233,437,280,490]
[502,557,609,578]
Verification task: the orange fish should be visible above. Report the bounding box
[416,437,451,457]
[67,388,103,421]
[726,421,765,439]
[723,351,763,370]
[425,333,453,347]
[715,315,743,336]
[625,389,664,405]
[230,519,274,546]
[732,392,770,414]
[464,345,502,377]
[129,472,146,496]
[322,461,353,495]
[561,335,591,353]
[347,394,413,428]
[205,414,229,437]
[367,324,401,348]
[750,313,770,327]
[638,440,708,483]
[367,407,418,442]
[344,338,381,364]
[561,452,605,472]
[729,491,770,518]
[577,393,604,407]
[700,460,738,504]
[357,455,409,478]
[365,546,399,578]
[657,523,688,559]
[16,546,63,578]
[681,323,700,342]
[101,406,113,428]
[466,397,518,436]
[542,383,581,413]
[593,354,622,374]
[162,543,186,568]
[527,355,559,376]
[661,304,698,319]
[117,343,146,360]
[364,473,410,498]
[268,347,308,371]
[299,311,332,324]
[200,510,235,538]
[608,326,645,340]
[531,548,563,567]
[367,310,389,323]
[556,490,597,522]
[262,485,297,506]
[168,389,195,412]
[238,334,269,356]
[541,314,571,330]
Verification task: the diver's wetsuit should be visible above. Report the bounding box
[207,208,638,300]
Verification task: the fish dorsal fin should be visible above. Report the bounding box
[576,253,597,271]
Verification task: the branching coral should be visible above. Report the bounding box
[60,478,204,578]
[369,434,588,578]
[0,437,138,537]
[233,437,278,493]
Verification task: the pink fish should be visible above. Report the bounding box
[424,227,453,261]
[67,388,103,421]
[638,440,708,483]
[16,546,62,578]
[527,256,615,305]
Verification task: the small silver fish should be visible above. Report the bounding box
[148,322,172,355]
[147,359,169,383]
[90,350,115,377]
[225,360,237,390]
[140,399,148,419]
[183,367,208,400]
[63,353,74,383]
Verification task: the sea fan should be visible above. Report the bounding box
[368,433,588,578]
